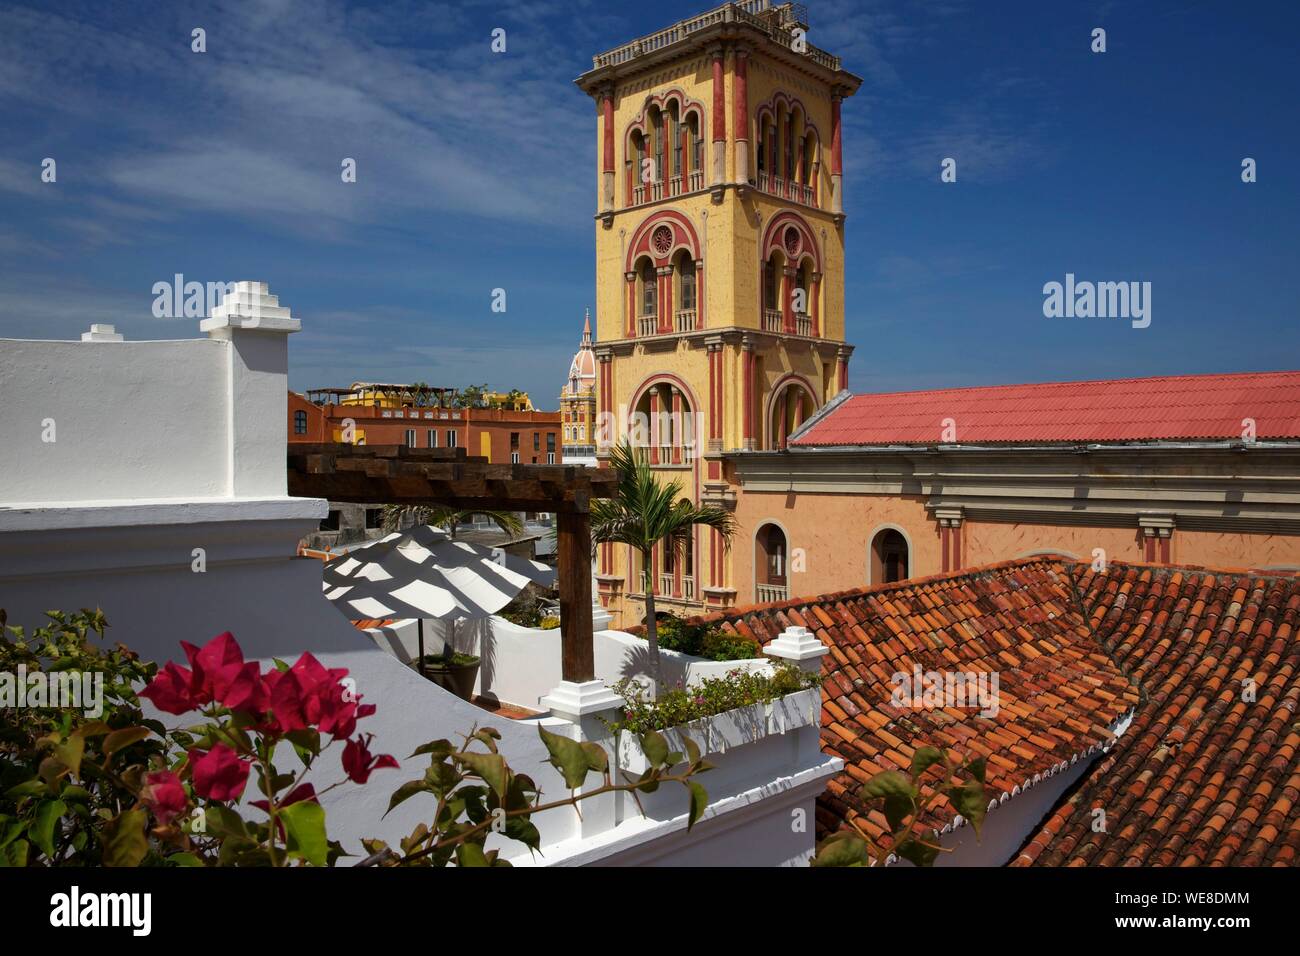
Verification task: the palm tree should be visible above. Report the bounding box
[591,441,735,683]
[380,505,523,540]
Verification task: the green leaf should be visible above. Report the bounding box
[455,842,490,867]
[640,730,669,768]
[385,779,432,816]
[410,739,454,760]
[102,809,148,867]
[280,801,328,867]
[946,778,988,838]
[811,832,872,867]
[59,785,92,804]
[103,726,152,758]
[4,779,48,801]
[685,781,708,831]
[579,741,608,774]
[167,852,204,867]
[457,751,508,798]
[909,746,946,781]
[204,804,249,839]
[964,756,987,784]
[682,734,701,766]
[538,726,591,789]
[71,720,113,739]
[860,770,917,834]
[31,800,66,859]
[53,735,85,779]
[895,835,941,868]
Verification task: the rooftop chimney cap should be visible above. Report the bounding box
[200,280,301,334]
[81,323,124,342]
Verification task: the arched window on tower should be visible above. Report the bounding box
[629,130,647,205]
[668,102,682,194]
[794,261,813,336]
[762,254,783,333]
[688,112,703,190]
[638,259,657,337]
[802,129,818,204]
[675,252,696,332]
[651,108,665,199]
[769,383,814,450]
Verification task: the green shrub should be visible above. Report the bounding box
[652,614,758,662]
[608,661,821,735]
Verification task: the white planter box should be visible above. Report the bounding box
[615,687,821,774]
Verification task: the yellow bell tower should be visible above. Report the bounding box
[576,1,861,625]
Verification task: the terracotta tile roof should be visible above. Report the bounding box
[792,370,1300,447]
[686,556,1300,864]
[352,618,396,630]
[1013,562,1300,866]
[688,558,1140,852]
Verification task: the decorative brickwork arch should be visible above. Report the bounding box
[761,211,821,273]
[764,373,819,450]
[626,210,702,269]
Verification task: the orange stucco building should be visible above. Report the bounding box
[289,384,560,465]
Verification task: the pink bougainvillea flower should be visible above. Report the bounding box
[342,735,398,784]
[140,770,188,825]
[219,660,270,715]
[180,631,248,707]
[139,661,199,714]
[263,667,308,734]
[189,743,251,802]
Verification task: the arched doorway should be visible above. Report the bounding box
[870,527,909,585]
[755,523,788,602]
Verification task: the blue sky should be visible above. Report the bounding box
[1,0,1296,405]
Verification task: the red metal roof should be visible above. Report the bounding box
[792,370,1300,447]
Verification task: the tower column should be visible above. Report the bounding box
[831,92,844,215]
[671,386,683,464]
[625,271,637,337]
[742,337,755,450]
[733,47,749,185]
[782,265,797,333]
[695,258,706,329]
[648,387,661,464]
[710,46,726,190]
[811,272,822,336]
[836,345,851,392]
[601,88,616,216]
[658,265,673,333]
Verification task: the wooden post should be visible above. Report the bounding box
[557,503,594,682]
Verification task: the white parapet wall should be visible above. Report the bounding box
[362,615,774,711]
[0,286,840,866]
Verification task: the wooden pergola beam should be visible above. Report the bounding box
[288,443,613,682]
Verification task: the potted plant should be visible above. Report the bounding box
[416,618,480,701]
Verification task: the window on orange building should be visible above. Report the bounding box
[294,410,308,435]
[404,429,416,447]
[447,431,457,447]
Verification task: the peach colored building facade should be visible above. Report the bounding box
[727,441,1300,608]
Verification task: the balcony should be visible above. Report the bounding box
[756,583,788,603]
[638,315,658,337]
[762,309,783,333]
[688,169,703,191]
[795,313,812,336]
[659,572,674,595]
[683,575,695,601]
[754,170,817,208]
[675,309,696,331]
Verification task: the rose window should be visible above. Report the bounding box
[783,226,801,257]
[652,225,674,256]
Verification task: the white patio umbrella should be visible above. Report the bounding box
[322,524,556,665]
